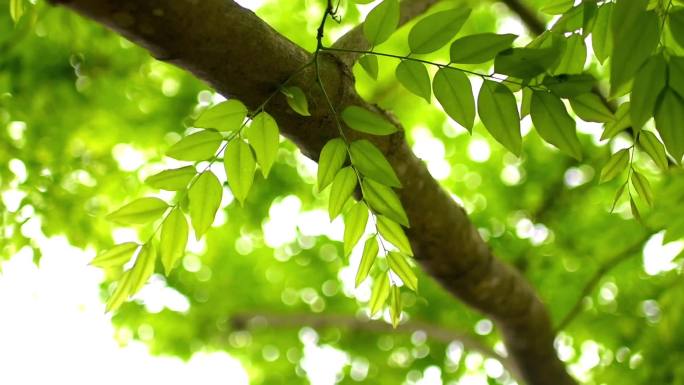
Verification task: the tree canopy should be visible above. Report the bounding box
[2,0,684,384]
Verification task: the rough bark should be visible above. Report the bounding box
[48,1,576,384]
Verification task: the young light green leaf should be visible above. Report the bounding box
[542,74,595,98]
[188,171,223,239]
[610,182,627,213]
[160,208,188,275]
[638,131,669,171]
[494,47,559,79]
[167,130,223,161]
[328,167,357,221]
[530,91,583,160]
[631,54,667,129]
[389,285,401,328]
[128,243,157,295]
[449,33,517,64]
[343,202,369,256]
[599,149,630,183]
[395,60,431,102]
[540,0,573,15]
[225,139,256,205]
[477,80,521,156]
[369,272,390,316]
[145,166,196,191]
[376,215,412,256]
[359,54,379,80]
[631,170,653,207]
[521,88,532,118]
[349,140,401,187]
[408,8,471,54]
[592,3,613,64]
[245,111,279,177]
[433,67,475,131]
[669,56,684,98]
[601,102,631,140]
[281,86,310,116]
[363,0,400,46]
[387,251,417,291]
[317,138,347,192]
[106,197,168,225]
[362,179,409,227]
[10,0,23,23]
[91,242,139,268]
[341,106,398,136]
[106,270,133,313]
[668,9,684,50]
[355,237,379,287]
[569,93,614,123]
[194,99,248,132]
[655,89,684,162]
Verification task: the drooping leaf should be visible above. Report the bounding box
[654,89,684,162]
[668,9,684,49]
[638,130,669,171]
[91,242,139,268]
[317,138,348,192]
[106,197,168,225]
[343,202,369,256]
[106,269,133,313]
[359,54,379,80]
[530,91,583,160]
[494,47,559,79]
[477,80,521,155]
[9,0,24,23]
[611,182,627,213]
[188,171,223,239]
[349,140,401,187]
[631,54,667,129]
[127,243,157,295]
[387,251,417,291]
[395,60,431,102]
[194,99,248,132]
[543,74,595,98]
[449,33,517,64]
[541,0,574,15]
[369,272,390,316]
[667,56,684,99]
[408,8,471,54]
[362,178,409,227]
[630,197,642,222]
[166,130,223,161]
[355,237,379,287]
[364,0,400,46]
[328,167,358,220]
[601,102,631,140]
[376,215,413,256]
[341,106,398,136]
[433,67,475,131]
[552,33,586,75]
[631,170,653,207]
[599,149,630,183]
[390,285,402,328]
[224,139,256,205]
[281,86,310,116]
[245,111,279,177]
[521,88,532,118]
[160,208,188,275]
[145,166,196,191]
[582,1,598,37]
[592,3,613,64]
[569,93,614,123]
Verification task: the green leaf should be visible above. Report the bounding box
[601,102,631,140]
[145,166,196,191]
[592,3,613,64]
[639,131,669,171]
[530,91,583,160]
[106,269,133,313]
[167,130,223,161]
[160,208,188,275]
[433,68,475,131]
[668,9,684,49]
[449,33,517,64]
[668,56,684,99]
[582,1,598,37]
[521,87,532,118]
[194,99,248,132]
[631,170,653,207]
[390,285,401,328]
[91,242,139,268]
[188,171,223,239]
[359,54,379,80]
[599,149,630,183]
[225,139,256,205]
[395,60,431,102]
[569,93,614,123]
[408,8,471,54]
[317,138,348,192]
[376,215,412,256]
[355,236,379,287]
[543,74,595,98]
[362,178,409,227]
[349,140,401,187]
[477,80,521,155]
[107,197,168,225]
[341,106,398,136]
[328,167,358,220]
[9,0,23,23]
[364,0,400,46]
[552,33,586,75]
[655,89,684,162]
[630,196,642,222]
[494,47,559,79]
[610,3,659,95]
[128,243,157,295]
[541,0,573,15]
[631,54,667,129]
[611,182,627,213]
[344,202,369,256]
[281,86,310,116]
[369,272,390,316]
[387,251,417,291]
[551,4,583,33]
[245,111,279,178]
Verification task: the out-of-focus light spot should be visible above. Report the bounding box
[643,232,683,275]
[468,139,491,163]
[641,299,660,323]
[263,195,302,248]
[629,352,643,369]
[464,352,483,371]
[515,218,534,239]
[475,319,493,336]
[162,78,180,97]
[2,188,26,212]
[112,144,146,171]
[416,366,442,385]
[555,333,576,362]
[500,164,522,185]
[182,254,202,273]
[564,165,594,188]
[598,282,618,304]
[9,158,27,183]
[484,358,504,379]
[7,121,26,141]
[350,357,369,381]
[446,341,463,364]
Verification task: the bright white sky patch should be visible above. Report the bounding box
[643,231,684,276]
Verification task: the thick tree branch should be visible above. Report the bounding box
[49,1,575,384]
[496,0,545,35]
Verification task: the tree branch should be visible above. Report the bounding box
[49,1,575,383]
[496,0,546,35]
